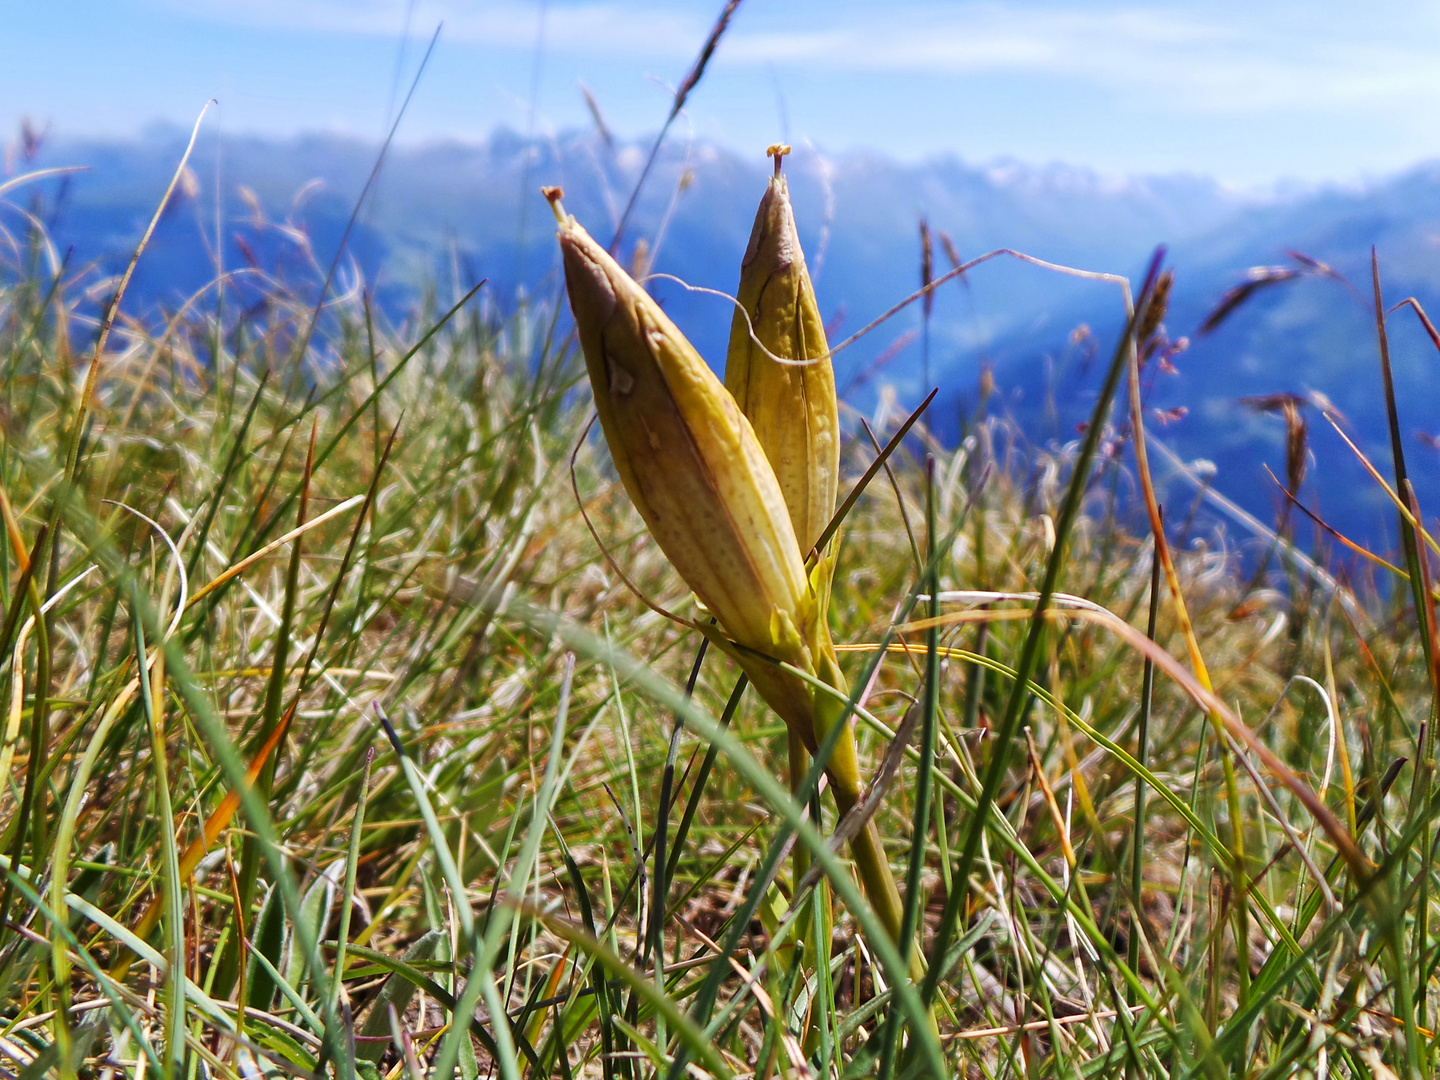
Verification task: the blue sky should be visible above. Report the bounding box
[6,0,1440,186]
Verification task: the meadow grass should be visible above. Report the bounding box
[1,130,1439,1080]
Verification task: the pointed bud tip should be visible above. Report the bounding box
[741,169,797,272]
[555,214,619,326]
[542,185,567,225]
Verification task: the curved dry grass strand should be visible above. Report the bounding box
[64,101,213,483]
[101,500,188,640]
[1322,410,1440,558]
[184,494,365,609]
[900,604,1368,877]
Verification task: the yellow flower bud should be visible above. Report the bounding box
[550,188,917,978]
[548,187,814,679]
[725,150,839,557]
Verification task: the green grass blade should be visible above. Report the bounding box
[921,249,1165,1010]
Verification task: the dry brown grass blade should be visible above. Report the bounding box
[1128,280,1274,992]
[1321,411,1440,558]
[1126,290,1214,691]
[901,605,1369,878]
[184,495,366,609]
[1390,297,1440,356]
[0,166,88,200]
[63,102,213,483]
[1403,480,1440,761]
[0,519,48,688]
[123,700,298,959]
[0,486,30,576]
[1024,726,1075,867]
[1262,464,1408,579]
[789,699,921,902]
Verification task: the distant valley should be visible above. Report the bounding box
[11,125,1440,561]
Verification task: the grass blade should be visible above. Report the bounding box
[921,249,1167,1010]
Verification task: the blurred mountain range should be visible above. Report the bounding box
[10,124,1440,562]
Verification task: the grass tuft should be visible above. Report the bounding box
[1,124,1439,1080]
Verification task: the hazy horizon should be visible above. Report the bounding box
[9,77,1440,552]
[9,1,1440,189]
[17,119,1420,206]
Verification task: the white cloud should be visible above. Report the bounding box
[155,0,1440,116]
[719,4,1440,115]
[159,0,710,58]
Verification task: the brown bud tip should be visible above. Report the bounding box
[542,186,567,223]
[767,144,792,176]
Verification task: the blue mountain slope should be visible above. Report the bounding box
[997,168,1440,556]
[9,126,1439,555]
